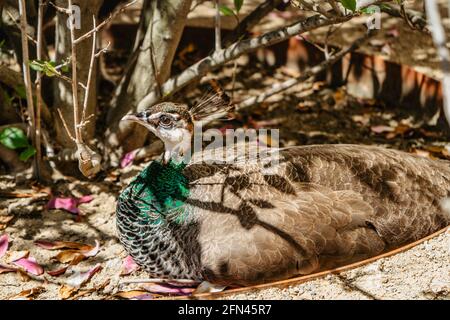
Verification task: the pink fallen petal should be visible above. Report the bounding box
[46,197,79,214]
[134,294,154,300]
[65,264,102,288]
[13,257,44,276]
[78,195,93,204]
[121,255,140,275]
[46,195,93,215]
[370,125,395,134]
[120,150,137,168]
[141,283,195,295]
[0,264,16,274]
[47,266,69,277]
[81,240,100,257]
[34,240,59,250]
[0,234,8,259]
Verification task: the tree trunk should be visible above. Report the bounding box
[105,0,192,165]
[53,0,103,149]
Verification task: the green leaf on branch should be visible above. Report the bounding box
[0,127,30,150]
[19,146,36,161]
[361,5,379,14]
[340,0,356,11]
[234,0,244,13]
[219,5,235,16]
[29,60,59,77]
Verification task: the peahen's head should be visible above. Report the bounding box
[122,102,194,164]
[122,82,233,164]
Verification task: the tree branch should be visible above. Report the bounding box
[201,31,372,125]
[222,0,285,47]
[425,0,450,127]
[137,13,353,111]
[18,0,37,178]
[381,3,429,33]
[73,0,137,44]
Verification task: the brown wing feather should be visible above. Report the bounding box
[183,144,450,285]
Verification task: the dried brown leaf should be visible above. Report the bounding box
[9,286,45,300]
[59,284,78,300]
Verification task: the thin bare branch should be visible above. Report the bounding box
[74,0,138,45]
[67,0,81,143]
[201,31,372,125]
[82,15,98,124]
[214,0,221,51]
[18,0,37,175]
[222,0,284,46]
[57,108,76,142]
[5,9,38,45]
[137,13,353,111]
[35,0,45,180]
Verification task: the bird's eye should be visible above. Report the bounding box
[159,115,173,127]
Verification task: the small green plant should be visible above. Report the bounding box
[0,127,36,161]
[340,0,356,12]
[29,59,69,77]
[219,0,244,18]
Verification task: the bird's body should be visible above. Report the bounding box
[117,143,450,286]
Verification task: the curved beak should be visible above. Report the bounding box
[121,114,141,123]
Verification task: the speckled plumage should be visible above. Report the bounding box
[116,144,450,285]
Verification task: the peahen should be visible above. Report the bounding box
[116,100,450,286]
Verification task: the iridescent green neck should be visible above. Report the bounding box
[124,159,190,224]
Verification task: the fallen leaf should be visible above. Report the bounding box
[65,264,102,288]
[0,264,16,274]
[13,256,44,276]
[194,281,227,294]
[5,250,29,263]
[16,269,31,281]
[411,149,435,159]
[120,150,138,168]
[9,286,44,300]
[140,283,196,296]
[386,124,412,139]
[47,266,69,277]
[0,216,13,230]
[35,240,91,251]
[120,255,140,276]
[54,240,100,265]
[370,125,394,134]
[386,28,400,38]
[46,195,94,215]
[115,291,154,300]
[55,251,85,264]
[59,284,78,300]
[0,234,8,258]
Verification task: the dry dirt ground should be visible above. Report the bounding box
[1,1,450,300]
